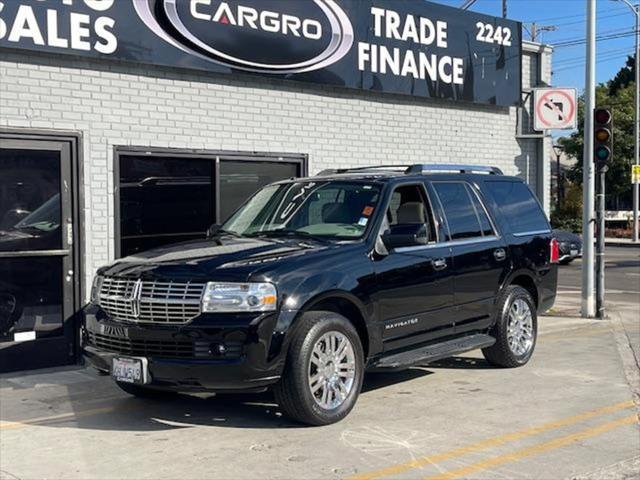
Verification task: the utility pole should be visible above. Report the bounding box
[615,0,639,242]
[502,0,507,18]
[527,23,557,43]
[582,0,596,318]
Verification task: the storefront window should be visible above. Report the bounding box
[219,160,299,222]
[117,151,304,257]
[119,155,213,257]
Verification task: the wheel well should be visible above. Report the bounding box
[510,275,539,307]
[307,297,370,357]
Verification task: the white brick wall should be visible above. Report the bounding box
[0,47,550,297]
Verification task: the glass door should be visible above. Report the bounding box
[0,139,76,372]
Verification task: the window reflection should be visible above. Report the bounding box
[219,161,299,222]
[0,257,63,342]
[0,149,61,252]
[119,156,213,257]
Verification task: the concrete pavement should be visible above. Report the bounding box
[1,251,639,480]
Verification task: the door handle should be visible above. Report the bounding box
[494,248,507,261]
[432,258,447,270]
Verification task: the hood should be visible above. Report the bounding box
[100,235,330,281]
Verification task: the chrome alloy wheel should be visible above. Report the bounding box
[507,298,534,356]
[308,331,356,410]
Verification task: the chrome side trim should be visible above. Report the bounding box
[395,235,499,253]
[512,230,552,237]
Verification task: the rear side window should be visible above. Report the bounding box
[433,182,484,240]
[468,187,494,236]
[484,181,549,234]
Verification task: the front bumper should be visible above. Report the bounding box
[82,306,286,392]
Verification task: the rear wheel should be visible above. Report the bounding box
[274,311,364,426]
[483,286,537,368]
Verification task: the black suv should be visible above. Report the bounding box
[83,164,558,425]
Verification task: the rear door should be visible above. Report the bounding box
[482,180,557,311]
[429,180,510,333]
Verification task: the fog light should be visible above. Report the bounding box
[209,343,227,357]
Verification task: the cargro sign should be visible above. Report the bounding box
[0,0,522,107]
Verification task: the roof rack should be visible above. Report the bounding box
[316,165,409,176]
[316,164,504,177]
[405,164,503,175]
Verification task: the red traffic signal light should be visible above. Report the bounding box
[594,109,611,124]
[593,109,612,164]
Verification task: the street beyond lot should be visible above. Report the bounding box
[1,248,639,480]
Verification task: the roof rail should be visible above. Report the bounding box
[316,165,409,176]
[404,164,504,175]
[315,164,504,177]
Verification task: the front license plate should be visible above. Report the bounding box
[571,249,579,256]
[112,357,148,384]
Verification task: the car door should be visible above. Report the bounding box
[429,180,510,334]
[372,183,455,351]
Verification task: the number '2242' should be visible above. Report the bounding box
[476,22,512,47]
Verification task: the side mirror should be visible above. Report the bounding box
[382,224,429,250]
[206,223,221,239]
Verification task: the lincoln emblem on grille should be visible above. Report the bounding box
[129,279,143,318]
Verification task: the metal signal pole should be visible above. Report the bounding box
[582,0,597,318]
[615,0,639,242]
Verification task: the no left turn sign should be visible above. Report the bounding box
[533,88,577,131]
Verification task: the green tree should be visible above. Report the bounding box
[558,75,635,201]
[609,55,636,96]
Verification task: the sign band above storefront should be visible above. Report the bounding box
[0,0,522,107]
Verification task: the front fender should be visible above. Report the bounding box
[267,270,375,362]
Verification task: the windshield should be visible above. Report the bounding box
[222,181,381,240]
[13,194,61,232]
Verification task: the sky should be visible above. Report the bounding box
[435,0,638,93]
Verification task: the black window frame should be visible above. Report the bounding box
[113,146,307,258]
[431,180,498,242]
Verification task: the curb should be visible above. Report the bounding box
[604,240,640,248]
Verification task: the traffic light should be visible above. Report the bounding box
[593,108,612,164]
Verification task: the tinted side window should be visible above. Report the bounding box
[433,182,482,240]
[484,181,549,234]
[467,185,494,236]
[383,184,437,242]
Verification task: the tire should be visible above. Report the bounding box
[274,311,365,426]
[116,381,177,399]
[482,285,537,368]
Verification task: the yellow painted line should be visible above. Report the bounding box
[0,405,122,430]
[347,400,635,480]
[425,414,639,480]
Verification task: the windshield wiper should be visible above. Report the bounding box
[248,229,330,243]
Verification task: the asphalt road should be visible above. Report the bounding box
[557,245,640,305]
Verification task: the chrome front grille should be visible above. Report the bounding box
[98,277,206,324]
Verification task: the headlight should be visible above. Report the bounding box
[201,282,277,313]
[90,275,103,305]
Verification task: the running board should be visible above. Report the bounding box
[371,334,496,370]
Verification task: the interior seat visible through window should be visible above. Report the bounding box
[383,184,436,243]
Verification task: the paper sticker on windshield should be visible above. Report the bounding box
[358,217,368,226]
[362,206,374,216]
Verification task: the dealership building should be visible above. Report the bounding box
[0,0,552,372]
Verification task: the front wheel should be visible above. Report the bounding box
[274,311,364,426]
[483,286,537,368]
